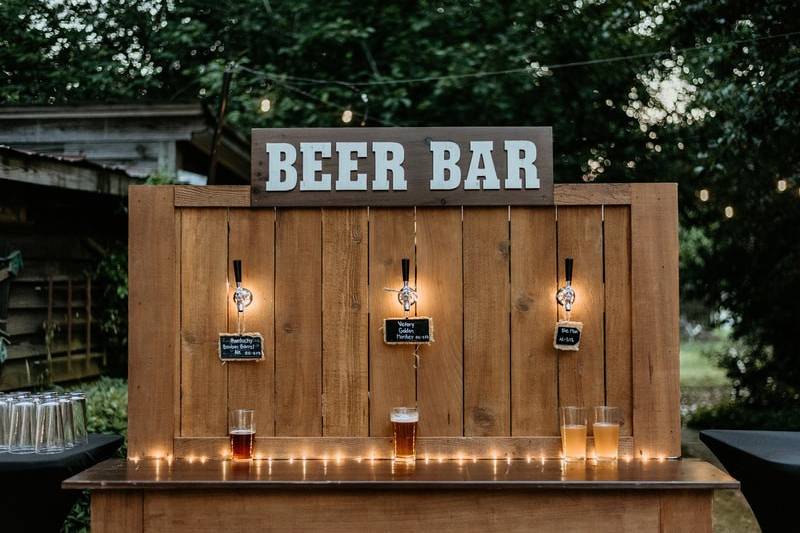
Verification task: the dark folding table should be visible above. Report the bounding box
[0,434,123,533]
[700,429,800,533]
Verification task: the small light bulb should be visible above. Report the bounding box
[699,189,709,202]
[260,98,271,113]
[724,206,734,219]
[341,109,353,124]
[777,179,787,192]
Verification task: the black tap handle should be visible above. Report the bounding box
[401,257,410,283]
[233,259,243,285]
[565,257,573,284]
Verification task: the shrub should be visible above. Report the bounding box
[60,377,128,533]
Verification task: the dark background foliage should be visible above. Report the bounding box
[1,0,798,418]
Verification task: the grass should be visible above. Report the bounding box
[680,337,729,388]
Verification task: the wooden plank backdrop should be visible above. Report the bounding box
[127,184,680,460]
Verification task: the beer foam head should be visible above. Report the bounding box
[390,408,419,423]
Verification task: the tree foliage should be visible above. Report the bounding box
[1,0,799,409]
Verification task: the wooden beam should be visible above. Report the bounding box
[554,183,631,205]
[174,186,250,207]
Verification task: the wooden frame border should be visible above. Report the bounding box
[129,183,679,459]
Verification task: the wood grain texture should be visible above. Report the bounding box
[174,185,250,206]
[275,209,322,436]
[604,206,633,435]
[554,183,631,205]
[171,436,635,460]
[128,186,178,458]
[227,209,275,436]
[415,208,463,436]
[142,491,661,532]
[557,206,605,414]
[91,491,143,533]
[368,208,417,436]
[322,208,369,436]
[251,127,553,207]
[180,208,229,437]
[631,184,681,458]
[659,491,712,533]
[67,456,737,490]
[510,207,558,436]
[463,208,510,436]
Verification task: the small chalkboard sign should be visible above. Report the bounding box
[383,317,433,345]
[553,321,582,351]
[218,333,264,361]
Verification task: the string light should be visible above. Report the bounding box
[699,189,710,202]
[341,109,353,124]
[777,179,787,192]
[260,98,271,113]
[724,206,734,219]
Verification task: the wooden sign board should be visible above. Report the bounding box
[383,317,433,344]
[251,127,553,206]
[553,321,582,351]
[218,333,264,361]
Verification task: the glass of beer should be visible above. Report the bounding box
[391,407,418,463]
[560,406,587,461]
[593,406,621,461]
[229,408,255,461]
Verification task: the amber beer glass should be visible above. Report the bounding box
[593,406,621,461]
[560,406,587,461]
[229,408,255,460]
[391,407,418,463]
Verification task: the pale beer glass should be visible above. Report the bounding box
[391,407,418,463]
[229,408,255,460]
[560,406,587,461]
[593,406,621,461]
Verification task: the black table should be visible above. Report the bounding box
[700,430,800,533]
[0,434,123,533]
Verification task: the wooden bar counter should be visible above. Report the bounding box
[64,458,736,532]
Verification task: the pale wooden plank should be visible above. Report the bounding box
[322,208,369,437]
[510,207,558,436]
[554,183,631,205]
[173,435,635,460]
[143,491,659,533]
[557,207,605,415]
[227,209,276,437]
[415,208,463,436]
[631,184,681,458]
[180,208,229,437]
[659,491,712,533]
[174,185,250,207]
[463,207,510,436]
[368,208,416,437]
[275,209,322,436]
[92,491,143,533]
[604,206,633,435]
[128,186,178,458]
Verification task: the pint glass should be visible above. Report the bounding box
[229,408,255,460]
[593,406,621,461]
[391,407,418,463]
[560,406,587,461]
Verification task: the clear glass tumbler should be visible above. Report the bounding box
[9,398,37,454]
[0,395,10,452]
[593,406,621,461]
[560,406,587,461]
[229,408,255,460]
[70,393,88,445]
[391,407,419,463]
[35,400,65,454]
[59,396,75,448]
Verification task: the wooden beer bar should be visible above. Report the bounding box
[64,129,736,531]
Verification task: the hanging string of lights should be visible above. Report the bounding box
[233,32,800,219]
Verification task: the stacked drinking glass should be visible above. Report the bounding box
[0,391,88,455]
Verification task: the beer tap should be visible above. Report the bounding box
[556,257,576,313]
[385,257,418,315]
[232,259,253,314]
